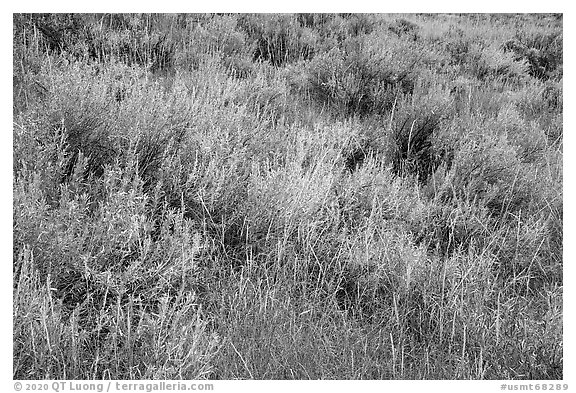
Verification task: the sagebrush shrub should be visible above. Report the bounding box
[237,14,316,67]
[298,32,421,117]
[503,29,563,80]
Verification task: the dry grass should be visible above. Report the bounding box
[13,13,562,380]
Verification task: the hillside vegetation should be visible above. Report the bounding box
[13,13,563,379]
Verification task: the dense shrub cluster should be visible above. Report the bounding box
[502,30,563,80]
[13,13,562,380]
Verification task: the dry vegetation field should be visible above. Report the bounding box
[13,13,563,379]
